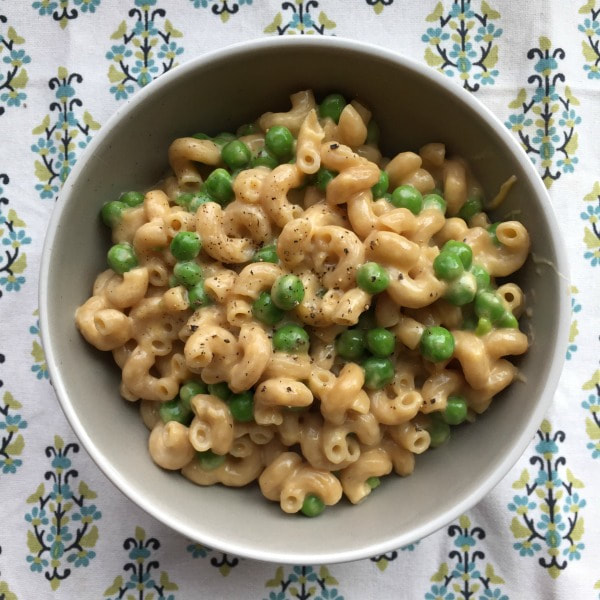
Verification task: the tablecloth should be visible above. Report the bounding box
[1,1,598,598]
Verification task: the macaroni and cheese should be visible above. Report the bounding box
[76,90,530,517]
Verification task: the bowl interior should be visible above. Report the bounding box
[41,38,568,563]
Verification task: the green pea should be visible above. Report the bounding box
[168,274,179,288]
[221,140,251,170]
[462,314,478,331]
[475,317,492,336]
[205,168,234,205]
[271,275,305,310]
[443,240,472,270]
[390,185,423,214]
[444,272,477,306]
[498,311,518,329]
[188,281,212,309]
[443,395,468,425]
[119,191,145,207]
[188,190,214,213]
[365,328,395,357]
[208,382,232,401]
[212,132,236,147]
[371,170,389,199]
[427,417,451,448]
[422,193,447,214]
[433,251,463,281]
[470,264,491,290]
[366,120,380,144]
[228,391,254,423]
[252,244,279,264]
[179,380,208,411]
[356,262,390,294]
[315,167,337,191]
[488,222,501,246]
[458,196,483,221]
[273,324,310,353]
[335,329,366,360]
[175,192,194,207]
[301,493,325,517]
[366,476,381,490]
[265,125,294,160]
[237,123,259,137]
[170,231,202,261]
[362,357,395,390]
[159,398,193,426]
[197,450,226,470]
[173,261,203,288]
[191,132,211,140]
[420,326,455,362]
[251,148,279,170]
[252,291,284,325]
[107,243,138,274]
[318,93,346,123]
[474,291,505,322]
[101,201,127,228]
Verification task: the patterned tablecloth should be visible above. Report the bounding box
[1,1,599,598]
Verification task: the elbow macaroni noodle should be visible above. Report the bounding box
[76,91,531,516]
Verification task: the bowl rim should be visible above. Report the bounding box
[39,35,571,565]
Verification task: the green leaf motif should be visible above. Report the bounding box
[111,21,127,40]
[569,321,578,343]
[583,370,600,389]
[481,0,500,19]
[80,525,99,548]
[135,526,146,542]
[7,209,26,228]
[430,562,449,582]
[0,580,18,600]
[104,575,123,596]
[579,0,596,14]
[585,417,600,440]
[79,481,98,499]
[27,483,45,504]
[32,115,50,135]
[27,529,42,554]
[425,47,444,67]
[165,19,183,38]
[512,469,530,489]
[584,182,600,202]
[266,566,284,587]
[571,517,584,542]
[6,434,24,456]
[7,26,25,44]
[318,11,336,29]
[582,40,598,62]
[11,253,27,275]
[3,392,22,410]
[584,227,600,249]
[83,111,101,131]
[459,514,471,529]
[426,2,444,22]
[34,160,51,183]
[12,68,28,90]
[485,563,505,585]
[539,36,552,51]
[510,517,530,539]
[319,566,338,585]
[483,45,499,69]
[509,89,527,109]
[160,571,178,592]
[54,435,64,450]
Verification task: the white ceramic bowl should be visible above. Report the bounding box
[40,37,570,564]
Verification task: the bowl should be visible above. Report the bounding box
[39,36,570,564]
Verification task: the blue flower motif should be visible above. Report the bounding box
[557,156,578,173]
[51,451,71,470]
[534,436,558,456]
[507,495,536,513]
[426,584,455,600]
[131,59,159,87]
[265,592,285,600]
[3,229,32,247]
[74,0,101,13]
[534,468,562,488]
[186,543,209,558]
[578,18,600,36]
[513,540,541,557]
[474,23,502,43]
[563,542,584,560]
[586,440,600,458]
[106,45,133,62]
[584,249,600,267]
[566,343,577,360]
[454,531,476,549]
[421,27,450,43]
[288,565,317,582]
[0,275,26,292]
[316,588,343,600]
[47,524,73,544]
[128,544,152,561]
[1,91,26,107]
[289,10,315,29]
[451,560,480,580]
[32,1,58,16]
[532,126,560,146]
[54,83,75,100]
[1,457,22,473]
[67,549,96,567]
[564,493,586,512]
[57,110,78,129]
[583,64,600,79]
[158,42,184,61]
[110,83,135,101]
[480,589,509,600]
[450,2,473,18]
[580,205,600,221]
[449,42,477,60]
[474,69,499,85]
[135,0,157,6]
[27,554,49,572]
[537,512,565,533]
[31,137,57,155]
[582,394,600,410]
[133,18,159,37]
[532,85,559,103]
[534,56,558,73]
[505,114,533,131]
[559,109,582,128]
[35,182,59,200]
[571,297,582,313]
[31,361,49,379]
[3,49,31,66]
[25,507,49,525]
[73,504,102,521]
[0,413,28,429]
